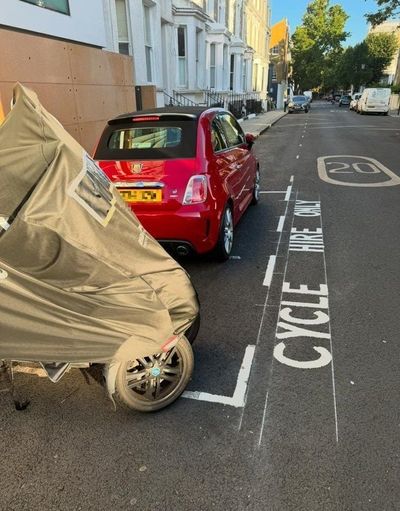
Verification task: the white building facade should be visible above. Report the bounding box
[104,0,271,108]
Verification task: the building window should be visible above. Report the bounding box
[116,0,130,55]
[213,0,218,22]
[20,0,70,15]
[242,59,247,91]
[271,65,277,81]
[196,28,202,88]
[253,63,259,91]
[210,43,216,88]
[178,26,188,87]
[223,45,228,90]
[271,45,279,55]
[229,54,235,91]
[143,4,153,82]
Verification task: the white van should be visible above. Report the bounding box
[358,88,391,115]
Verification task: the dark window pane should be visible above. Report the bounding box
[118,42,130,55]
[178,27,186,57]
[219,114,244,147]
[211,120,227,152]
[20,0,70,15]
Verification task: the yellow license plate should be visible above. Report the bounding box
[118,189,162,203]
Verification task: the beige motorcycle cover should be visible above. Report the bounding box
[0,84,198,363]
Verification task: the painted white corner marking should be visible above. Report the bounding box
[182,345,256,408]
[277,216,285,232]
[284,185,292,201]
[263,255,276,287]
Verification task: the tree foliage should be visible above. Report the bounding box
[366,0,400,26]
[335,32,398,90]
[291,0,349,90]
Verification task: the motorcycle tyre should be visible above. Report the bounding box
[114,336,194,412]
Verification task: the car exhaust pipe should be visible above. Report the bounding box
[176,245,189,257]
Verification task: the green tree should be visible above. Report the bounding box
[366,0,400,26]
[291,0,349,91]
[365,32,399,83]
[333,32,398,90]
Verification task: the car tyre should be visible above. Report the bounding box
[185,313,200,344]
[251,167,260,205]
[114,336,194,412]
[214,205,234,261]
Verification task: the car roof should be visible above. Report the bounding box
[113,106,212,123]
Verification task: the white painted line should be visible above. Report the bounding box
[263,255,276,287]
[299,143,302,147]
[319,197,339,443]
[259,190,286,194]
[182,345,256,408]
[301,135,304,138]
[276,215,285,232]
[257,189,299,447]
[296,155,300,159]
[258,392,269,447]
[231,345,256,406]
[229,255,242,260]
[284,185,292,201]
[290,175,294,183]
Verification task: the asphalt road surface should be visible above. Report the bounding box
[1,102,400,510]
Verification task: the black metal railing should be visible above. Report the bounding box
[226,91,263,119]
[163,91,182,107]
[173,91,198,106]
[204,89,225,108]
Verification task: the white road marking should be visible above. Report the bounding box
[299,144,303,147]
[276,215,285,232]
[263,255,276,287]
[319,197,339,443]
[259,190,286,194]
[284,185,292,201]
[183,345,256,408]
[296,155,300,159]
[290,175,294,183]
[318,155,400,187]
[258,392,269,447]
[310,126,400,131]
[257,189,299,446]
[229,255,242,260]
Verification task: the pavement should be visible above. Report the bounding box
[1,102,400,510]
[240,108,287,137]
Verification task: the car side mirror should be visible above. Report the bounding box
[245,133,256,148]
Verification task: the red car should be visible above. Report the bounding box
[94,107,260,260]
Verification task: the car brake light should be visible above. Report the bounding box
[183,175,207,205]
[132,116,159,122]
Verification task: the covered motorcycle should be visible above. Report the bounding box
[0,84,199,411]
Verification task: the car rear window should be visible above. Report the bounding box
[94,119,197,161]
[293,96,306,101]
[109,127,182,150]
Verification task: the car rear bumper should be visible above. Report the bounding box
[130,204,218,254]
[363,106,389,112]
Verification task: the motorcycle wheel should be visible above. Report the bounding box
[115,336,193,412]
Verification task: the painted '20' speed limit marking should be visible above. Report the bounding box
[318,155,400,187]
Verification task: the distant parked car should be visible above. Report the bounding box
[350,93,362,111]
[303,91,313,103]
[339,94,351,107]
[288,95,310,113]
[357,88,391,115]
[94,107,260,261]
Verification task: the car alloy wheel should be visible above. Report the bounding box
[251,168,260,205]
[214,205,234,261]
[114,336,194,412]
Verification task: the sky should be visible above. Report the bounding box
[271,0,381,46]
